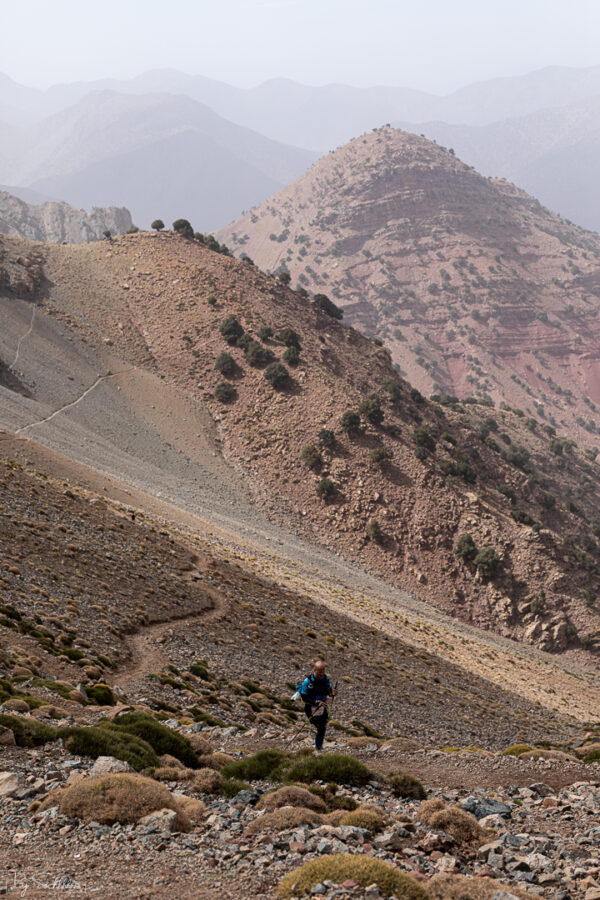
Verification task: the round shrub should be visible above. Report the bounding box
[318,428,335,448]
[474,546,501,577]
[278,855,427,898]
[359,393,384,425]
[389,771,426,800]
[339,807,384,833]
[301,445,322,469]
[414,446,428,461]
[258,786,327,813]
[246,806,322,835]
[316,477,335,499]
[215,352,236,377]
[501,743,534,757]
[192,768,222,793]
[276,327,301,349]
[258,325,274,341]
[61,726,158,771]
[264,362,291,389]
[151,219,164,231]
[245,340,275,367]
[366,519,382,542]
[86,684,115,706]
[220,316,244,345]
[222,749,288,782]
[109,713,198,768]
[214,382,236,403]
[56,773,191,828]
[340,410,361,433]
[284,753,371,786]
[454,533,477,561]
[369,446,391,468]
[283,345,300,367]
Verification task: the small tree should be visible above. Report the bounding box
[277,271,291,285]
[316,477,335,499]
[412,425,436,452]
[245,340,274,367]
[258,325,273,341]
[313,293,343,320]
[215,352,236,377]
[277,327,301,349]
[151,219,164,231]
[340,410,361,433]
[264,362,290,390]
[102,229,112,241]
[172,218,194,239]
[359,393,384,426]
[366,519,382,542]
[474,546,501,578]
[318,428,335,448]
[283,345,300,366]
[454,533,477,561]
[369,446,391,468]
[220,316,244,345]
[384,379,403,403]
[214,382,236,403]
[301,445,322,469]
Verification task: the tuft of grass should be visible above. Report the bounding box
[284,753,372,787]
[278,855,428,898]
[339,807,384,833]
[86,684,116,706]
[222,749,288,782]
[218,777,252,798]
[389,771,427,800]
[583,748,600,764]
[502,743,534,757]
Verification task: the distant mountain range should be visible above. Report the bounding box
[1,63,600,231]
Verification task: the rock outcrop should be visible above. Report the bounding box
[0,190,132,243]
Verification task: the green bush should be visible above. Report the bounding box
[511,509,537,526]
[245,340,275,367]
[236,333,253,351]
[318,428,335,448]
[0,714,57,747]
[454,533,477,561]
[172,218,194,239]
[498,484,517,504]
[384,379,403,403]
[222,749,288,782]
[359,393,384,425]
[278,855,427,898]
[316,477,335,499]
[414,446,428,461]
[474,546,501,577]
[215,352,236,377]
[86,684,116,706]
[583,748,600,764]
[502,743,534,757]
[313,293,343,320]
[340,410,361,433]
[276,327,301,349]
[214,382,237,403]
[62,726,158,770]
[283,345,300,367]
[284,753,371,786]
[220,316,244,345]
[389,771,426,800]
[301,445,322,469]
[264,362,290,389]
[412,425,436,452]
[109,713,198,768]
[258,325,273,341]
[366,519,382,542]
[218,777,252,797]
[369,446,391,468]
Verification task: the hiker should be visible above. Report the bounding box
[299,659,336,751]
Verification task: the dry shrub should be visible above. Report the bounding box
[152,766,192,782]
[344,736,381,749]
[57,773,191,829]
[430,807,483,844]
[428,873,531,899]
[186,734,213,756]
[278,855,428,898]
[245,806,323,835]
[339,807,384,833]
[257,786,327,813]
[389,771,427,800]
[32,705,68,720]
[192,768,222,794]
[177,796,206,824]
[520,749,575,762]
[418,797,446,825]
[159,753,187,769]
[322,809,347,826]
[211,751,234,768]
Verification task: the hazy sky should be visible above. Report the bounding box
[4,0,600,93]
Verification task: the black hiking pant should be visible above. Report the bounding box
[304,702,328,750]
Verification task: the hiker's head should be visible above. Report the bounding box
[313,660,326,679]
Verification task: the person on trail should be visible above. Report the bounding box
[299,660,337,751]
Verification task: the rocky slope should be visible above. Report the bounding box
[0,189,132,243]
[4,229,600,661]
[218,127,600,451]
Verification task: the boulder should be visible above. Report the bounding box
[0,772,21,798]
[90,756,133,776]
[0,725,16,746]
[138,808,180,833]
[462,797,512,820]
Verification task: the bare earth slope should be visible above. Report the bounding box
[218,127,600,450]
[3,230,600,663]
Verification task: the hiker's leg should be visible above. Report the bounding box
[314,711,328,750]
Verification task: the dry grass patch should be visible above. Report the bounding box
[152,766,192,782]
[192,768,222,793]
[419,799,484,844]
[339,807,384,833]
[186,734,213,756]
[54,773,192,828]
[258,785,327,812]
[278,855,429,898]
[245,806,323,835]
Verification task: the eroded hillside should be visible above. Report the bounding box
[218,127,600,450]
[1,229,596,662]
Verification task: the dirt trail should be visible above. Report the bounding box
[8,303,36,373]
